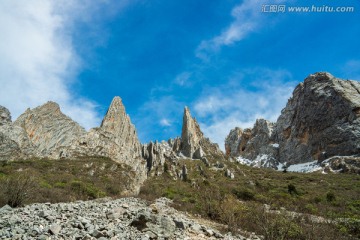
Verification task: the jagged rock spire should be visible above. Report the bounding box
[101,97,127,132]
[180,107,224,160]
[74,96,143,162]
[181,107,204,158]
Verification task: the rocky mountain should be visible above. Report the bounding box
[142,107,225,176]
[0,97,226,192]
[225,72,360,173]
[0,102,86,160]
[0,97,147,194]
[59,97,144,167]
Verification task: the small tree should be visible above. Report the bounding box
[4,172,35,207]
[288,184,298,195]
[163,162,169,173]
[326,192,336,202]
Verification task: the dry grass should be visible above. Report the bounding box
[139,158,360,239]
[0,157,135,206]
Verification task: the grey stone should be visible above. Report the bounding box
[0,205,12,212]
[49,224,61,235]
[173,219,186,229]
[91,229,105,238]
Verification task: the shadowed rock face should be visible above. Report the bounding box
[226,72,360,168]
[0,106,11,126]
[274,72,360,164]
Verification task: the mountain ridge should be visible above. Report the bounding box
[1,72,360,177]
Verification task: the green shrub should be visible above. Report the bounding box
[233,188,255,201]
[305,203,318,214]
[288,184,298,195]
[54,182,66,188]
[326,192,336,202]
[163,162,169,173]
[39,180,52,189]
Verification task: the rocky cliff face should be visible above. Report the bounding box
[63,97,143,166]
[15,102,87,157]
[226,72,360,172]
[274,72,360,164]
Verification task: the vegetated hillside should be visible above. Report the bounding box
[139,158,360,239]
[0,157,136,207]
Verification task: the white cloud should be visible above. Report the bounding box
[196,0,284,60]
[193,68,297,150]
[0,0,101,129]
[0,1,131,130]
[160,118,172,127]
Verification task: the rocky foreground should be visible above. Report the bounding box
[0,197,257,240]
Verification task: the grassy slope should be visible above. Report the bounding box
[0,157,136,206]
[139,158,360,239]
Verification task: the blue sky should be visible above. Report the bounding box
[0,0,359,149]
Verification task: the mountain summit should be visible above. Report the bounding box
[225,72,360,173]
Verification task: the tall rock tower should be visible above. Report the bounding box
[181,107,204,158]
[98,96,142,163]
[180,107,224,160]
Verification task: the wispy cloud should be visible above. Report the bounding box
[0,0,130,130]
[174,72,192,87]
[193,68,297,150]
[160,118,172,127]
[196,0,284,60]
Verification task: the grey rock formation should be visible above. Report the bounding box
[0,132,21,161]
[142,107,225,177]
[142,140,178,176]
[225,119,279,168]
[0,102,86,159]
[0,106,11,126]
[226,72,360,170]
[60,97,146,194]
[225,127,244,157]
[0,197,252,239]
[180,107,224,160]
[65,97,143,165]
[274,72,360,164]
[181,107,203,158]
[14,102,87,157]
